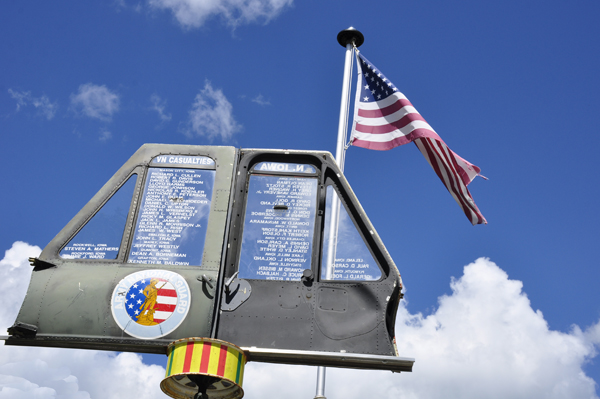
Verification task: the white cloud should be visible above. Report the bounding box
[251,94,270,106]
[147,0,293,29]
[184,80,241,141]
[7,89,58,120]
[0,242,168,399]
[70,83,120,121]
[99,130,113,142]
[113,0,143,12]
[0,346,169,399]
[0,242,41,329]
[7,89,29,111]
[31,97,59,120]
[2,244,598,399]
[150,94,172,122]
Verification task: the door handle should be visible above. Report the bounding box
[225,271,239,293]
[199,274,214,289]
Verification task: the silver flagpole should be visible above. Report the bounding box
[314,26,364,399]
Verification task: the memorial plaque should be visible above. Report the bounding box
[239,172,318,281]
[128,167,215,266]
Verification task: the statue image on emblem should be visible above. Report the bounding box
[124,277,177,326]
[137,278,167,325]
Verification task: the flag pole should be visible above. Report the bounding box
[314,26,364,399]
[324,27,365,281]
[334,26,364,171]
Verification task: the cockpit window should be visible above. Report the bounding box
[60,175,137,260]
[238,173,318,280]
[320,186,382,281]
[128,167,215,266]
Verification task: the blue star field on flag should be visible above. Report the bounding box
[357,54,398,103]
[125,279,151,321]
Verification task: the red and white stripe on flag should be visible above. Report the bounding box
[154,281,177,323]
[350,52,486,225]
[414,138,486,225]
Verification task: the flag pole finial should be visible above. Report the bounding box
[337,27,364,48]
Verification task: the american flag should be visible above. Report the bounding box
[351,52,487,225]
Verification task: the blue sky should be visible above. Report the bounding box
[2,0,600,397]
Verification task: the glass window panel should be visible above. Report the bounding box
[128,168,215,266]
[239,175,318,281]
[321,186,382,281]
[60,175,137,260]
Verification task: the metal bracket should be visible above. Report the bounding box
[221,278,251,311]
[28,257,55,270]
[7,322,38,338]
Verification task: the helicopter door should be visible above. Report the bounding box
[216,151,401,357]
[217,157,319,351]
[8,145,237,352]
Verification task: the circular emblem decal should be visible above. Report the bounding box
[111,270,191,339]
